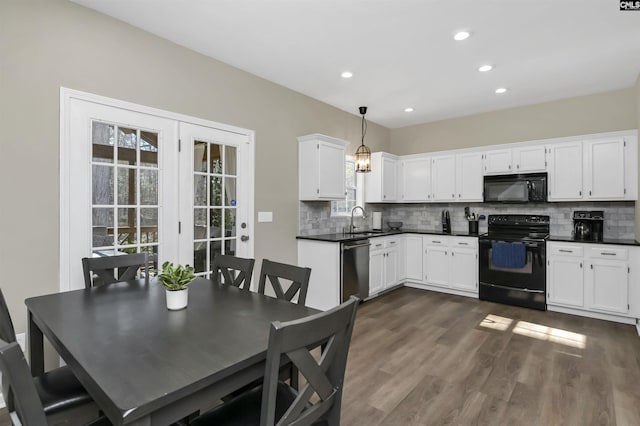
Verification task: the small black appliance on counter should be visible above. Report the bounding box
[442,210,451,234]
[573,211,603,241]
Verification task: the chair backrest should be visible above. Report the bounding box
[0,288,17,344]
[82,252,149,289]
[0,340,48,426]
[211,255,255,290]
[257,259,311,306]
[260,296,359,426]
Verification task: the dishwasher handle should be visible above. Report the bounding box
[343,243,371,250]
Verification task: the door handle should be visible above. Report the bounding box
[240,235,250,242]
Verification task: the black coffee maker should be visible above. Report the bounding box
[573,211,603,241]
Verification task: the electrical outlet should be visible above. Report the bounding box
[16,333,26,352]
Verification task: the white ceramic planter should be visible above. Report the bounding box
[166,288,188,310]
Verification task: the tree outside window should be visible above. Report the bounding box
[331,157,363,216]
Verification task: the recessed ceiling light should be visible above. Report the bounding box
[478,65,493,72]
[495,88,507,94]
[341,71,353,79]
[404,107,414,113]
[453,31,470,41]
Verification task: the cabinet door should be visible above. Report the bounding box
[405,236,423,281]
[584,138,625,200]
[401,157,431,201]
[548,142,583,201]
[432,155,456,202]
[588,260,628,314]
[382,157,397,201]
[514,146,546,172]
[456,152,483,201]
[450,248,477,292]
[483,149,512,174]
[384,248,398,289]
[548,256,584,308]
[424,246,449,287]
[369,250,385,296]
[317,141,346,199]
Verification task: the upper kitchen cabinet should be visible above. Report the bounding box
[583,136,639,201]
[431,154,456,202]
[365,152,398,202]
[455,152,483,201]
[399,155,431,202]
[298,134,348,200]
[513,145,547,173]
[482,149,512,175]
[548,141,583,201]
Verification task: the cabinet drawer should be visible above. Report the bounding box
[451,237,477,249]
[588,247,628,260]
[369,238,385,251]
[549,245,584,257]
[424,236,449,246]
[385,238,400,249]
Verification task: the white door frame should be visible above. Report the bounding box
[60,87,255,292]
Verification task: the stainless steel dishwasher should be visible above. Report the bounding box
[341,239,370,301]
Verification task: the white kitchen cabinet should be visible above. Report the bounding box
[455,152,483,202]
[483,149,512,175]
[547,246,584,308]
[369,248,385,296]
[513,145,547,172]
[431,155,456,202]
[365,152,398,202]
[404,235,423,281]
[547,242,634,322]
[450,246,477,292]
[548,141,583,201]
[297,239,341,311]
[400,156,431,202]
[369,236,400,297]
[298,134,347,200]
[424,244,449,287]
[584,137,626,200]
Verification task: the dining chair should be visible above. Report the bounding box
[257,259,311,306]
[0,339,111,426]
[192,296,359,426]
[0,288,94,418]
[211,254,255,290]
[82,252,150,289]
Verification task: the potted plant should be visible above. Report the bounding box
[158,261,196,310]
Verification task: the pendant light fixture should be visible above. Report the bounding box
[354,106,371,173]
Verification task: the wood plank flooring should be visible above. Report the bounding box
[2,287,640,425]
[341,287,640,426]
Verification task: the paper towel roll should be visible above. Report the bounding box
[372,212,382,230]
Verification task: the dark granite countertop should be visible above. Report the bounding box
[548,235,640,247]
[297,229,479,243]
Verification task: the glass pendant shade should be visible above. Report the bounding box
[354,143,371,173]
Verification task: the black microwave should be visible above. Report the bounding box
[483,173,547,203]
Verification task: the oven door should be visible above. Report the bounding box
[479,237,546,291]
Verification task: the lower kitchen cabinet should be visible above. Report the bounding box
[418,235,478,297]
[547,241,634,322]
[404,235,423,281]
[450,245,478,292]
[369,236,400,297]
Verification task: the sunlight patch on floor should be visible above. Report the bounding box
[513,320,587,349]
[479,314,513,331]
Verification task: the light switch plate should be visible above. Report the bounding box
[258,211,273,222]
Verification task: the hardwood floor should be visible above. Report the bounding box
[341,287,640,426]
[2,287,639,425]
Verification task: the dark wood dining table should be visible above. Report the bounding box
[25,278,319,425]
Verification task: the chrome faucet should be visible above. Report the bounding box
[350,206,367,234]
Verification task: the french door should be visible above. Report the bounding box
[62,89,254,291]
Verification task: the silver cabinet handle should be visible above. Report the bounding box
[389,241,396,245]
[559,249,573,253]
[432,241,441,244]
[375,244,383,247]
[601,252,616,256]
[458,242,469,246]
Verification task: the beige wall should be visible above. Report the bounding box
[636,74,640,238]
[390,88,637,155]
[0,0,389,345]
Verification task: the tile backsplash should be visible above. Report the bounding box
[299,201,636,240]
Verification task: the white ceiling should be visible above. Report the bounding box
[72,0,640,129]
